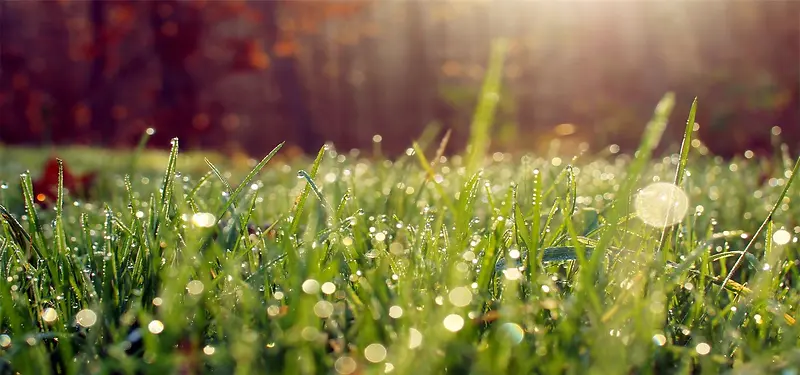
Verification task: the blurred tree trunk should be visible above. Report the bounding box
[402,1,433,147]
[41,2,80,145]
[263,1,320,154]
[0,1,31,143]
[150,0,201,148]
[88,0,115,144]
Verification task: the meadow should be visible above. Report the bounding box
[1,94,799,375]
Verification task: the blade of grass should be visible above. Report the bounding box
[657,97,697,254]
[465,38,508,176]
[593,93,675,264]
[153,138,179,238]
[289,145,325,235]
[205,158,233,196]
[411,141,455,213]
[214,142,284,225]
[717,156,800,298]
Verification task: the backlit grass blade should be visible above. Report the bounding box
[289,145,325,235]
[465,38,508,176]
[717,155,800,298]
[657,97,697,254]
[527,168,543,265]
[411,141,455,213]
[593,93,675,263]
[205,158,233,196]
[214,142,284,224]
[154,138,179,237]
[128,127,154,175]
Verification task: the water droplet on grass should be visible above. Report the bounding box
[0,334,10,348]
[41,308,58,323]
[76,309,97,327]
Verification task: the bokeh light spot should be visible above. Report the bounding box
[773,229,791,245]
[448,287,473,307]
[0,335,10,348]
[409,328,423,349]
[302,279,320,294]
[499,323,524,345]
[313,300,334,318]
[191,212,216,228]
[186,280,204,295]
[335,356,358,374]
[41,308,58,323]
[443,314,465,332]
[364,343,387,363]
[695,342,711,355]
[76,309,97,327]
[634,182,689,228]
[148,320,164,334]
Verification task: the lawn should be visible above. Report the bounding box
[1,96,799,375]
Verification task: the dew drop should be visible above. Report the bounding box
[41,308,58,323]
[0,334,10,348]
[76,309,97,327]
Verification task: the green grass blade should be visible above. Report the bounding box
[214,142,284,224]
[657,97,697,254]
[154,138,179,237]
[465,38,508,176]
[717,155,800,298]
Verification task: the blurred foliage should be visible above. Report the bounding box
[0,1,797,157]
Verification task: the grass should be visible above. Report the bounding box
[1,97,800,375]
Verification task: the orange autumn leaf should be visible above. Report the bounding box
[33,158,97,207]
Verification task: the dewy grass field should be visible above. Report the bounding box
[1,94,800,375]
